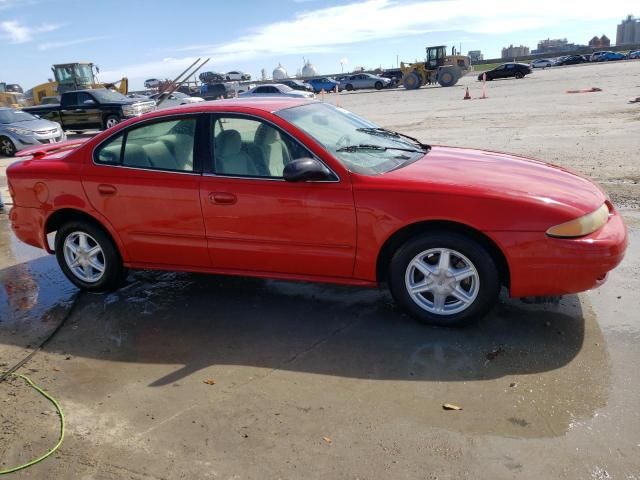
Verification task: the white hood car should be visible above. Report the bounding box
[239,84,315,99]
[152,91,205,109]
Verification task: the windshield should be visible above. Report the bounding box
[0,109,37,124]
[91,89,129,102]
[277,102,427,174]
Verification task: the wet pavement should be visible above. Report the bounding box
[1,211,639,479]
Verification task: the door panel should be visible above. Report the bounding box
[199,177,357,278]
[82,116,208,267]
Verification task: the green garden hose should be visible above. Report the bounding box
[0,373,65,475]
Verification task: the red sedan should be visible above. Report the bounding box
[6,99,627,326]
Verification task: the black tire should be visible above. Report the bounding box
[437,68,459,87]
[402,72,421,90]
[515,72,524,79]
[345,84,354,91]
[388,232,500,327]
[0,136,17,157]
[374,81,383,90]
[103,115,120,130]
[55,220,126,292]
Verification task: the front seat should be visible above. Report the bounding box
[215,129,251,175]
[254,123,291,177]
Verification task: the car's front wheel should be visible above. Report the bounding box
[374,81,383,90]
[515,72,524,79]
[0,136,17,157]
[55,220,126,292]
[389,233,500,327]
[104,115,120,130]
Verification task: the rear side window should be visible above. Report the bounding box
[94,117,197,172]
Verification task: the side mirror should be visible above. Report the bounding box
[283,158,334,182]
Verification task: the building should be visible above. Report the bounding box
[532,38,577,54]
[588,35,610,48]
[468,50,484,62]
[501,45,529,59]
[616,15,640,46]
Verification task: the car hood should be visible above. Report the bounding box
[379,146,605,217]
[2,118,59,132]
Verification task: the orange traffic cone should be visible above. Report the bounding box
[463,87,471,100]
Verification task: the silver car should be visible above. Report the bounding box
[0,108,66,157]
[238,84,315,99]
[341,73,392,91]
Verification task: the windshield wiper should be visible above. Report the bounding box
[356,127,431,151]
[336,143,423,153]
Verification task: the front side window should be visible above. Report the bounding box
[212,116,309,178]
[277,102,427,175]
[94,118,196,172]
[77,92,95,105]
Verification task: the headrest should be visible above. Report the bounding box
[254,123,281,145]
[217,129,242,156]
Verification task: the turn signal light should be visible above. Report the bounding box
[546,203,609,238]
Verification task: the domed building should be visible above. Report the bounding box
[273,63,288,80]
[301,60,318,78]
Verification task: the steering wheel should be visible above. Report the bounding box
[335,134,351,150]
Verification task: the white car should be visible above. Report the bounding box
[530,59,554,68]
[151,91,205,109]
[225,71,251,81]
[238,84,315,99]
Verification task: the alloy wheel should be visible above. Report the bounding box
[63,231,106,283]
[404,247,480,315]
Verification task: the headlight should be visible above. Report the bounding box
[6,126,32,136]
[122,105,136,116]
[546,203,609,238]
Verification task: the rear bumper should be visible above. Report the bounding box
[491,209,628,297]
[8,206,49,251]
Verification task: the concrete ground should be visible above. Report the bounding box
[1,61,639,479]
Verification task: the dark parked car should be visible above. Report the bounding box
[200,82,233,100]
[478,63,532,81]
[23,89,156,131]
[280,80,313,92]
[555,55,588,66]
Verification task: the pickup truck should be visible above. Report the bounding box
[23,89,156,131]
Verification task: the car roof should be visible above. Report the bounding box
[147,98,313,116]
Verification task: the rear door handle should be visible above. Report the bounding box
[209,192,237,205]
[97,184,117,195]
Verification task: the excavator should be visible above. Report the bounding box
[26,62,129,106]
[400,45,472,89]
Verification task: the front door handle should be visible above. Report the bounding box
[97,184,117,195]
[209,192,237,205]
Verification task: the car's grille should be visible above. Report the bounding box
[34,128,58,135]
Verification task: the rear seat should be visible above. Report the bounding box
[122,134,194,171]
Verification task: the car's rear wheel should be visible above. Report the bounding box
[515,72,524,79]
[388,233,500,327]
[0,136,17,157]
[55,220,126,292]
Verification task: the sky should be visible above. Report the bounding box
[1,0,637,90]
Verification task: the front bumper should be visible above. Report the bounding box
[8,130,67,151]
[490,208,628,297]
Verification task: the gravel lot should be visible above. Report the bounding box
[1,61,639,479]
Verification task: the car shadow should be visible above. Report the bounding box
[0,254,596,387]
